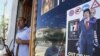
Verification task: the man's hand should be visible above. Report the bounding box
[16,38,22,44]
[16,38,29,45]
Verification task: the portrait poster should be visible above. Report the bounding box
[66,0,100,56]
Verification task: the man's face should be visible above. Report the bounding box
[17,18,25,28]
[75,22,78,25]
[84,11,90,19]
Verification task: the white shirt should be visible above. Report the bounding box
[84,17,90,24]
[14,27,30,56]
[84,17,90,27]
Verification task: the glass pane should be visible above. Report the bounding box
[35,0,66,56]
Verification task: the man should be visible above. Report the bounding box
[14,17,30,56]
[78,9,96,56]
[45,41,58,56]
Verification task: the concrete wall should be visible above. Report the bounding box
[6,0,19,51]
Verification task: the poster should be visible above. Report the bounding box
[66,0,100,56]
[41,0,58,15]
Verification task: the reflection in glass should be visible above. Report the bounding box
[35,28,65,56]
[41,0,58,15]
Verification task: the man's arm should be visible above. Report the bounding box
[94,31,99,47]
[16,38,29,45]
[89,17,96,24]
[93,20,99,47]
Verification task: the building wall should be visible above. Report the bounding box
[6,0,19,50]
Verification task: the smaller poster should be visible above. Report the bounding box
[41,0,58,15]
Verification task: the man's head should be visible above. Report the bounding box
[17,17,26,29]
[51,41,57,46]
[83,9,91,19]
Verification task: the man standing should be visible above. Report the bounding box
[45,41,58,56]
[79,9,96,56]
[14,17,30,56]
